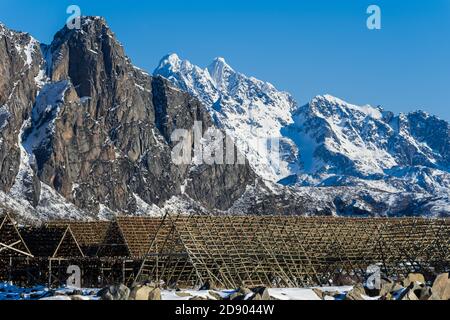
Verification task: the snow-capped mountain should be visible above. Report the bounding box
[283,95,450,194]
[1,18,256,222]
[154,54,300,182]
[154,54,450,215]
[1,17,449,221]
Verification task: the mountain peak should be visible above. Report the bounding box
[52,15,112,43]
[207,57,235,89]
[208,57,234,72]
[156,53,181,71]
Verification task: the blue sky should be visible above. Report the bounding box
[1,0,449,120]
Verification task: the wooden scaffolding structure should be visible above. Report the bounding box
[47,221,110,257]
[135,214,450,288]
[0,213,34,283]
[0,213,33,258]
[21,226,84,259]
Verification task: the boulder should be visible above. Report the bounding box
[345,283,366,300]
[229,292,245,300]
[409,282,431,300]
[208,291,223,300]
[312,288,325,300]
[190,296,208,300]
[129,285,161,300]
[401,288,419,300]
[380,279,404,297]
[403,273,425,287]
[238,286,253,296]
[251,287,270,300]
[333,274,360,286]
[175,291,193,298]
[98,284,130,300]
[429,273,450,300]
[69,289,84,296]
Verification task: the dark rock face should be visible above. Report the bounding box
[0,24,43,201]
[16,17,254,215]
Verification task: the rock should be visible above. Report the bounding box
[98,284,130,300]
[190,296,208,300]
[69,289,84,296]
[429,273,450,300]
[70,295,86,301]
[324,290,341,299]
[148,288,161,300]
[345,283,366,300]
[175,291,193,297]
[408,282,431,300]
[238,286,253,296]
[229,292,245,300]
[380,279,404,297]
[129,285,161,300]
[251,287,270,300]
[312,288,325,300]
[208,291,223,300]
[403,273,425,287]
[401,288,419,300]
[0,17,256,219]
[199,281,214,291]
[0,23,42,199]
[333,274,360,286]
[417,286,432,300]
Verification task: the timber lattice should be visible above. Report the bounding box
[135,214,450,288]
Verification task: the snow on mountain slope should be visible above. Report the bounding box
[283,94,450,197]
[154,54,300,182]
[156,55,450,208]
[284,94,398,177]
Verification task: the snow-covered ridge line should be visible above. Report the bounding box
[154,53,300,182]
[154,52,450,217]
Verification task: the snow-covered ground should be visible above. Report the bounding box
[0,282,369,301]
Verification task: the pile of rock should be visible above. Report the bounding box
[93,272,450,301]
[98,283,162,301]
[313,272,450,301]
[174,286,271,301]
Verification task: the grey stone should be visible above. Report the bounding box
[345,283,366,300]
[429,273,450,300]
[98,284,130,300]
[403,273,425,287]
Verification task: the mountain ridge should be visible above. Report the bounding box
[0,17,449,221]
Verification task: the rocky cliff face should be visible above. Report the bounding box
[0,23,44,205]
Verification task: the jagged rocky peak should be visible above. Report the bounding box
[154,53,299,182]
[1,17,256,219]
[207,57,235,89]
[156,53,183,73]
[45,16,131,90]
